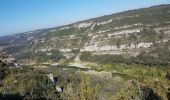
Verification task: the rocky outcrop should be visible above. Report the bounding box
[46,74,55,83]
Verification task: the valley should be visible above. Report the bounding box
[0,4,170,100]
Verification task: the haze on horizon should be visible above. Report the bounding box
[0,0,170,36]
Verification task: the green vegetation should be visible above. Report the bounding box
[0,4,170,100]
[80,41,170,67]
[17,50,65,64]
[0,61,169,99]
[80,51,125,64]
[1,49,170,99]
[45,27,88,38]
[2,45,25,55]
[0,60,7,80]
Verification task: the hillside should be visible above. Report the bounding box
[1,4,170,65]
[0,4,170,100]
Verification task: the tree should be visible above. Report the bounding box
[79,74,98,100]
[159,30,165,43]
[80,52,92,61]
[116,38,121,48]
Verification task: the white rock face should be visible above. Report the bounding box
[59,49,72,52]
[108,29,141,37]
[37,47,53,52]
[70,35,75,38]
[40,48,48,52]
[50,30,57,32]
[51,63,59,66]
[81,45,118,52]
[46,53,52,56]
[100,45,118,51]
[154,26,170,33]
[34,66,47,68]
[47,74,55,83]
[59,27,70,30]
[28,37,34,40]
[63,53,75,59]
[97,29,111,34]
[80,45,98,52]
[164,30,170,34]
[75,22,93,28]
[137,42,153,48]
[114,23,142,30]
[129,43,136,48]
[56,86,62,93]
[81,42,153,52]
[91,35,100,40]
[161,39,169,43]
[97,19,113,25]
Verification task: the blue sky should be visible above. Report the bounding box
[0,0,170,36]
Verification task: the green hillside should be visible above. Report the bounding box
[0,4,170,100]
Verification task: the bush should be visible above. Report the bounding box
[80,52,125,64]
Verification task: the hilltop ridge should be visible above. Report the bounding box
[0,4,170,66]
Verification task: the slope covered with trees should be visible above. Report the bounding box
[0,4,170,100]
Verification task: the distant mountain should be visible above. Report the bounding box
[0,4,170,65]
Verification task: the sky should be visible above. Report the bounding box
[0,0,170,36]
